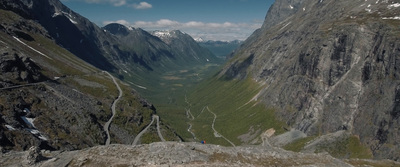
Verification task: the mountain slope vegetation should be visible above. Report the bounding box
[0,5,176,151]
[189,0,400,161]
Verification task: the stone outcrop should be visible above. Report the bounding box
[0,142,365,166]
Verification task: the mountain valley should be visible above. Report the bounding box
[0,0,400,166]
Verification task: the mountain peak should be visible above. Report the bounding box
[103,23,133,36]
[194,37,205,42]
[151,30,185,39]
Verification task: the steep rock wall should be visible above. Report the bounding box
[222,0,400,160]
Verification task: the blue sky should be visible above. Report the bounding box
[61,0,275,41]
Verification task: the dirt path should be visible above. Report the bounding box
[207,106,236,147]
[103,71,123,145]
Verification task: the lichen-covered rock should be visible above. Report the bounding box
[0,142,372,167]
[24,146,44,165]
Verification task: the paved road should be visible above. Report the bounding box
[0,83,39,90]
[132,115,156,145]
[155,115,166,142]
[207,106,236,147]
[103,71,123,145]
[132,115,165,145]
[187,123,197,140]
[184,94,198,140]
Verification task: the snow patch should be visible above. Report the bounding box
[52,11,78,24]
[289,5,294,9]
[26,129,48,141]
[382,16,400,20]
[21,116,35,128]
[24,108,30,113]
[388,3,400,8]
[68,18,77,24]
[5,125,16,130]
[303,7,306,11]
[194,37,204,42]
[13,36,53,60]
[63,11,77,24]
[206,58,210,62]
[20,109,48,140]
[52,12,61,17]
[153,31,172,38]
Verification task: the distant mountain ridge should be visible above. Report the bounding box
[198,40,243,58]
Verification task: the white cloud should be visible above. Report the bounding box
[83,0,126,6]
[132,2,152,9]
[77,0,151,9]
[111,0,126,6]
[103,19,262,41]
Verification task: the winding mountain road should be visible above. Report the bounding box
[103,71,123,145]
[155,115,166,142]
[132,115,165,145]
[187,123,197,140]
[184,95,197,140]
[207,106,236,147]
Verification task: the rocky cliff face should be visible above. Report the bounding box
[221,0,400,160]
[1,0,117,71]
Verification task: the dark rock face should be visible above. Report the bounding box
[222,0,400,160]
[103,23,131,36]
[1,0,117,71]
[0,52,44,84]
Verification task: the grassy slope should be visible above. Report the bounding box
[187,76,285,146]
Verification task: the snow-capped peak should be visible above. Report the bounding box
[52,10,78,24]
[194,37,205,42]
[153,30,173,38]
